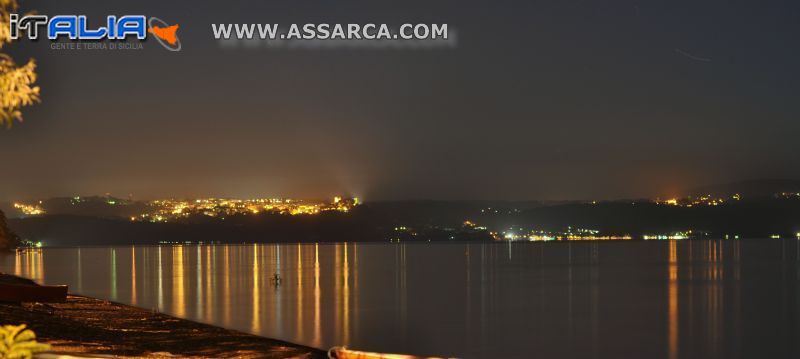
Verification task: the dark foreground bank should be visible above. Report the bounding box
[0,273,326,358]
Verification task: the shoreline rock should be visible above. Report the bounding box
[0,273,326,358]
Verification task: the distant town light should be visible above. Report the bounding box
[13,202,45,216]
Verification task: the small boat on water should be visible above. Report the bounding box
[328,346,451,359]
[0,283,68,303]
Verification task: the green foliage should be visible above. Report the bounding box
[0,324,50,359]
[0,0,40,128]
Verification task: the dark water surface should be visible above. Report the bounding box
[2,240,799,358]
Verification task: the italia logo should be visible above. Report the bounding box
[9,14,181,51]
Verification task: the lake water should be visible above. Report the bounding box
[2,240,800,358]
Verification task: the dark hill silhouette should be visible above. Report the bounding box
[6,197,800,246]
[6,205,493,246]
[0,210,20,251]
[686,179,800,198]
[506,200,800,238]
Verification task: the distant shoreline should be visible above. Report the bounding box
[0,273,325,358]
[8,194,800,246]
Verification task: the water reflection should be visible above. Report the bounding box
[223,245,230,326]
[158,247,164,310]
[313,243,321,349]
[15,249,44,282]
[76,248,82,293]
[131,247,137,305]
[2,241,800,358]
[296,244,303,343]
[668,240,678,359]
[252,244,261,333]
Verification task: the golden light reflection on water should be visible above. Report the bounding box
[3,241,800,358]
[272,244,283,335]
[313,243,321,349]
[173,246,185,318]
[195,246,202,318]
[223,245,231,327]
[158,246,164,310]
[706,240,723,357]
[14,250,21,276]
[252,243,261,333]
[38,250,44,282]
[14,249,44,283]
[296,244,303,343]
[353,243,359,340]
[343,242,350,345]
[334,244,341,341]
[668,240,679,359]
[131,246,137,305]
[205,245,213,322]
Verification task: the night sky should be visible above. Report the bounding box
[2,0,799,201]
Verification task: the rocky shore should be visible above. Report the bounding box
[0,273,326,358]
